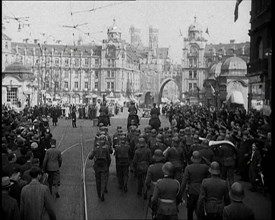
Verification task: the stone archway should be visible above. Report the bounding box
[158,77,182,104]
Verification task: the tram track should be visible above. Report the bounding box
[80,121,89,220]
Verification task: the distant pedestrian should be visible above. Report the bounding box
[2,176,21,220]
[71,109,77,128]
[42,139,62,198]
[20,167,56,220]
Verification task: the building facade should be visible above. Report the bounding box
[181,17,207,105]
[247,0,271,113]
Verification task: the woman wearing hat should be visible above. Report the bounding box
[2,176,21,220]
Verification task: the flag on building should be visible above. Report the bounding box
[209,83,215,95]
[206,27,209,35]
[179,29,182,37]
[234,0,243,22]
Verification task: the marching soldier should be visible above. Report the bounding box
[113,126,123,177]
[180,151,209,220]
[151,134,167,153]
[132,138,152,196]
[151,162,181,220]
[144,149,165,219]
[223,182,255,220]
[115,134,131,192]
[197,161,230,220]
[164,136,186,183]
[89,135,111,201]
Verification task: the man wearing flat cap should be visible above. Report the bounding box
[180,151,209,220]
[42,139,62,198]
[2,176,21,220]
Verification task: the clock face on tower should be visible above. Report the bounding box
[106,45,116,58]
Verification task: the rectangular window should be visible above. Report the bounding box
[84,82,88,89]
[95,82,98,89]
[189,59,193,67]
[193,70,197,79]
[5,42,8,49]
[55,58,59,65]
[193,58,197,67]
[74,82,78,89]
[111,82,114,90]
[107,71,110,78]
[64,70,69,78]
[45,80,50,89]
[55,82,59,89]
[189,71,192,79]
[95,58,100,65]
[107,82,110,89]
[111,71,115,78]
[189,83,192,91]
[75,58,79,66]
[107,59,111,67]
[95,71,99,79]
[7,88,17,105]
[84,58,89,65]
[75,71,79,78]
[5,54,8,63]
[64,81,68,88]
[65,58,69,65]
[193,83,197,90]
[112,59,115,67]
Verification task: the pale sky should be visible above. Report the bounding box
[2,0,251,63]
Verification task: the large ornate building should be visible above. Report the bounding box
[181,17,208,104]
[2,20,143,106]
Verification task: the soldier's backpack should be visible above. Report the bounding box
[94,146,107,161]
[117,144,129,159]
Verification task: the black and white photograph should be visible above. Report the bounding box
[2,0,272,220]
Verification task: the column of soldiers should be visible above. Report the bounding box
[88,121,259,220]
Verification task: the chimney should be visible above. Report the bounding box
[230,39,235,44]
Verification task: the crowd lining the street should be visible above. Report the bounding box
[1,102,272,220]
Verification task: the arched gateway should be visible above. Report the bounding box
[158,76,182,104]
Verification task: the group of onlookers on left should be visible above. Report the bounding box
[2,105,62,220]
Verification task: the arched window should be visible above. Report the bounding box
[256,37,263,59]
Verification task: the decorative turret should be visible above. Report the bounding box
[107,19,122,41]
[188,16,203,41]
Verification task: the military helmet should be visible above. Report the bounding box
[209,161,220,175]
[162,162,175,176]
[191,151,202,163]
[229,182,245,201]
